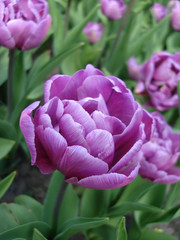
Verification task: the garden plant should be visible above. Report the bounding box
[0,0,180,239]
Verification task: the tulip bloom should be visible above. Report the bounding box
[20,65,152,190]
[0,0,51,50]
[83,22,103,44]
[151,3,166,22]
[138,112,180,184]
[135,52,180,111]
[169,1,180,31]
[127,57,142,81]
[101,0,126,20]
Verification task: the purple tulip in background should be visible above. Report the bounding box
[127,57,142,81]
[0,0,51,50]
[150,3,166,22]
[169,0,180,31]
[138,112,180,184]
[134,52,180,111]
[101,0,126,21]
[83,22,103,44]
[20,64,153,190]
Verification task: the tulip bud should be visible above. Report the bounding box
[151,3,166,22]
[101,0,126,21]
[83,22,103,44]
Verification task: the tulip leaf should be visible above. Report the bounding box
[62,4,100,50]
[0,221,51,240]
[27,84,44,100]
[165,181,180,209]
[140,229,177,240]
[128,14,170,58]
[0,137,15,160]
[27,42,84,92]
[42,171,64,227]
[0,48,8,86]
[15,195,43,220]
[117,175,155,203]
[13,51,26,107]
[32,228,48,240]
[167,32,180,53]
[108,202,163,217]
[0,120,17,140]
[54,217,109,240]
[0,171,16,199]
[56,184,79,231]
[116,217,127,240]
[81,188,111,218]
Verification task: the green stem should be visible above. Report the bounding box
[63,0,72,40]
[7,49,15,120]
[53,177,68,234]
[110,0,136,57]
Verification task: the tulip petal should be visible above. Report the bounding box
[59,146,108,179]
[44,75,70,102]
[86,129,114,165]
[66,165,139,190]
[20,101,40,165]
[36,126,67,169]
[0,22,15,48]
[22,15,51,50]
[60,113,88,149]
[63,100,96,134]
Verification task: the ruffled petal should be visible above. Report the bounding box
[59,146,108,179]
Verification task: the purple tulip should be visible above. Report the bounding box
[169,1,180,31]
[151,3,166,22]
[83,22,103,44]
[101,0,126,21]
[135,52,180,111]
[20,64,153,189]
[127,57,142,81]
[138,112,180,184]
[0,0,51,50]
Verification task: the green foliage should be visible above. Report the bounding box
[0,171,16,199]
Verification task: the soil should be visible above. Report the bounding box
[1,160,180,240]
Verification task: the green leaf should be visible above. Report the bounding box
[0,137,15,159]
[54,217,109,240]
[62,4,100,50]
[116,217,127,240]
[0,171,16,199]
[15,195,43,220]
[42,171,64,227]
[108,202,163,217]
[0,221,51,240]
[27,84,44,100]
[0,120,17,140]
[81,189,111,218]
[128,14,171,58]
[167,32,180,53]
[117,175,155,203]
[165,181,180,209]
[27,42,84,92]
[56,184,79,231]
[0,48,8,86]
[32,228,48,240]
[13,51,26,106]
[140,229,177,240]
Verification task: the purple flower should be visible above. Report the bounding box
[0,0,51,50]
[83,22,103,44]
[101,0,126,21]
[151,3,166,22]
[169,1,180,31]
[138,112,180,184]
[135,52,180,111]
[20,64,153,190]
[127,57,142,81]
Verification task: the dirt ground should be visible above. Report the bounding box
[1,160,180,239]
